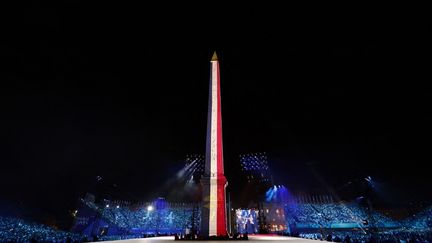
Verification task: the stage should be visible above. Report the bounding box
[96,235,319,243]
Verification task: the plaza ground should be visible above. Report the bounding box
[96,235,319,243]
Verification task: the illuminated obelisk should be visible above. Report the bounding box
[201,51,228,236]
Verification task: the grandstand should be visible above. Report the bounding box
[69,191,432,238]
[71,196,200,237]
[401,206,432,229]
[234,201,403,235]
[1,194,431,242]
[284,202,401,230]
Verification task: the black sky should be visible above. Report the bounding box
[1,3,431,225]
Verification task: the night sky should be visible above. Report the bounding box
[1,3,431,226]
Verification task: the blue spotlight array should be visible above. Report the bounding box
[265,185,292,203]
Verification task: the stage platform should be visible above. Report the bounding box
[96,235,319,243]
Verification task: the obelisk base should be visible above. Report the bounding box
[200,175,228,237]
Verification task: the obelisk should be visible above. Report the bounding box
[201,51,228,236]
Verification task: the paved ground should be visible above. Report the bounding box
[97,235,318,243]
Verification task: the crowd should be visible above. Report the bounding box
[286,204,432,243]
[284,203,366,228]
[298,229,432,243]
[0,216,83,242]
[284,203,401,229]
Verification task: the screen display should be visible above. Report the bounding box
[235,209,258,234]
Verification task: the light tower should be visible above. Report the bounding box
[201,51,228,236]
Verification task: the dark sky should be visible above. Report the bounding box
[1,3,431,224]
